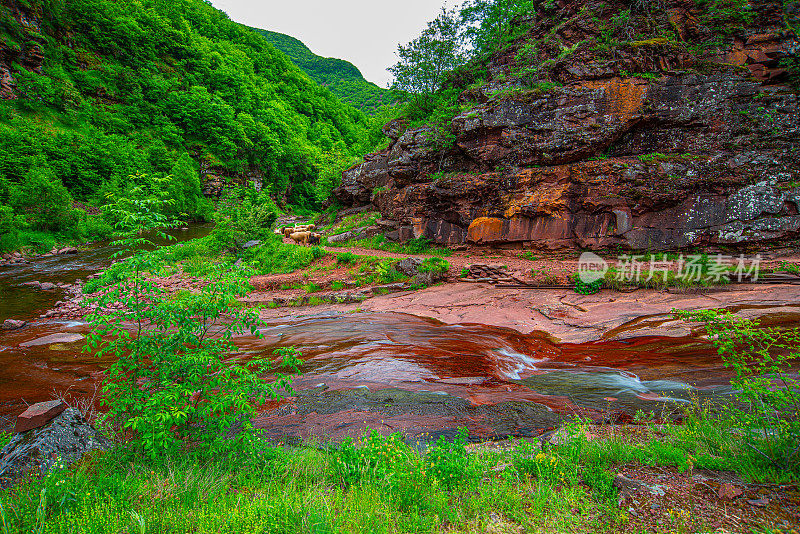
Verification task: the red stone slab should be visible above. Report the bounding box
[14,400,66,433]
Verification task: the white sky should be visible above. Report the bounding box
[208,0,453,87]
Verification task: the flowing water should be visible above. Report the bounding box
[0,230,739,441]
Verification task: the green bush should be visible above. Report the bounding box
[337,251,357,264]
[419,257,449,275]
[425,428,478,489]
[8,166,74,232]
[574,278,602,295]
[84,193,301,459]
[674,309,800,469]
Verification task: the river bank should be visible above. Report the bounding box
[1,238,799,532]
[3,238,800,437]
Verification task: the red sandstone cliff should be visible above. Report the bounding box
[336,0,800,250]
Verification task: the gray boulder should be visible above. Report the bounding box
[411,270,447,287]
[393,258,423,277]
[0,408,111,485]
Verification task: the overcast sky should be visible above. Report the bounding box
[208,0,453,87]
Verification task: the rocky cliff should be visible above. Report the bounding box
[336,0,800,250]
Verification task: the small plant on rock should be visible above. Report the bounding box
[574,278,602,295]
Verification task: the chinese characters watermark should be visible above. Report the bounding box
[578,253,761,284]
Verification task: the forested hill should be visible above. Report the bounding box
[0,0,386,252]
[252,28,392,112]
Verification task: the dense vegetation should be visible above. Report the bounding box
[252,28,394,112]
[0,0,388,253]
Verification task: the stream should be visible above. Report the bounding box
[0,229,736,441]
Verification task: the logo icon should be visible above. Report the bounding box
[577,252,608,283]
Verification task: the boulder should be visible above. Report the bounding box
[327,230,366,244]
[0,408,110,484]
[39,282,57,290]
[394,258,423,277]
[613,474,667,499]
[1,319,26,330]
[410,269,447,287]
[15,400,66,433]
[58,247,78,255]
[242,240,261,249]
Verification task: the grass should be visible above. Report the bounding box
[1,407,795,534]
[84,232,328,294]
[599,264,734,291]
[325,235,453,257]
[323,211,381,235]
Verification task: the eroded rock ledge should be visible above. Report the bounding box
[336,0,800,250]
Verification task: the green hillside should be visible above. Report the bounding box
[0,0,385,251]
[252,28,392,112]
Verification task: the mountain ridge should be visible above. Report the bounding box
[251,27,392,112]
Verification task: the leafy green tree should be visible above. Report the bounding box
[165,153,210,219]
[675,309,800,469]
[460,0,535,54]
[314,148,356,206]
[85,187,299,459]
[389,7,465,95]
[9,166,74,232]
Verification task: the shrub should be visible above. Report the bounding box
[574,278,602,295]
[337,251,357,264]
[85,192,301,459]
[425,428,478,489]
[674,309,800,469]
[419,257,449,275]
[8,166,75,232]
[210,186,279,250]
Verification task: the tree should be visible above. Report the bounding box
[460,0,535,54]
[389,7,465,95]
[85,187,299,459]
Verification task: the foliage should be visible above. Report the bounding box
[389,8,465,96]
[673,309,800,469]
[337,252,357,264]
[209,186,279,250]
[418,257,450,275]
[252,28,394,112]
[332,430,420,489]
[460,0,536,53]
[326,234,453,257]
[574,278,602,295]
[83,191,300,459]
[246,236,326,275]
[425,428,478,489]
[0,0,387,248]
[4,407,799,532]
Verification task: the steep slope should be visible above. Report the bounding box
[0,0,374,219]
[336,0,800,251]
[252,28,392,112]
